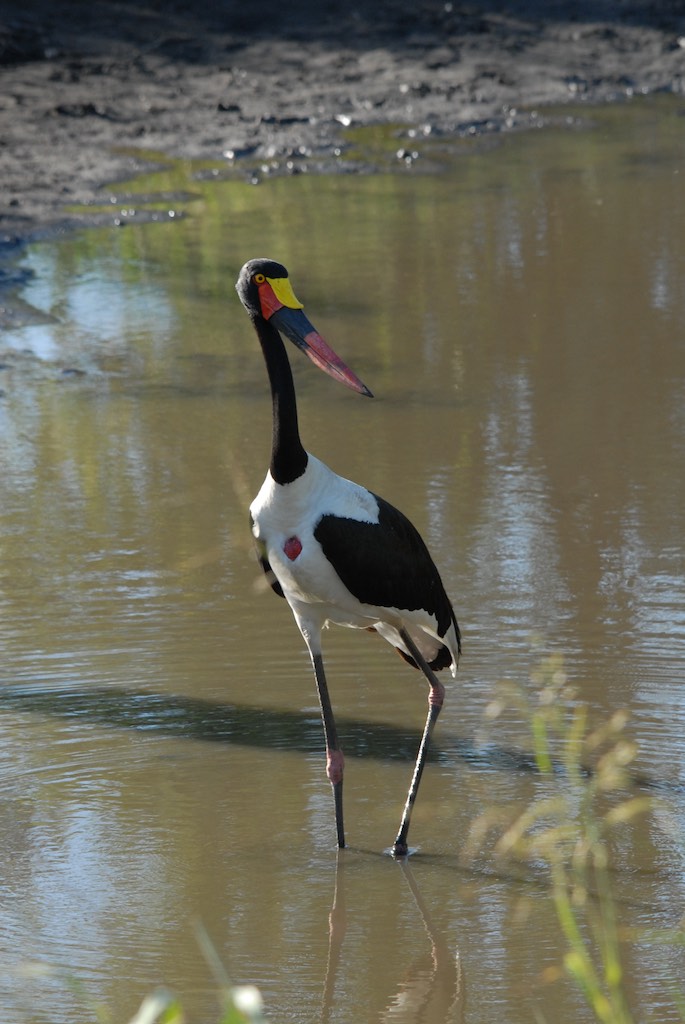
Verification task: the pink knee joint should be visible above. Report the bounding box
[326,748,345,785]
[429,682,445,708]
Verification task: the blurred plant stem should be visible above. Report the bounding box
[467,653,660,1024]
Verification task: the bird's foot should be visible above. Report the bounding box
[387,842,418,858]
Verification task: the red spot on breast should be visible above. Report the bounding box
[283,536,303,561]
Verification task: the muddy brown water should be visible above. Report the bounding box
[1,97,684,1022]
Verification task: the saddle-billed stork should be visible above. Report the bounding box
[236,258,461,856]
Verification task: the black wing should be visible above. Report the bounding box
[314,493,460,659]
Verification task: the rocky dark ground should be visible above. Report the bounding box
[0,0,684,241]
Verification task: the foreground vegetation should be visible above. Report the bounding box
[466,653,684,1024]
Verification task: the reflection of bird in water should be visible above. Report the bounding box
[237,258,461,856]
[321,854,464,1024]
[381,861,464,1023]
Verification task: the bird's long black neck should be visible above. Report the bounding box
[254,316,308,484]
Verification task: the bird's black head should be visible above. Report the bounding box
[235,257,373,397]
[236,258,290,319]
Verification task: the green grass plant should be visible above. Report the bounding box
[466,652,679,1024]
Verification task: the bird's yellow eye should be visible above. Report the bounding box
[254,273,266,284]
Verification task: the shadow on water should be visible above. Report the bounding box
[1,683,682,797]
[0,681,475,762]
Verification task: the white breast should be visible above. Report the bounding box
[250,454,379,612]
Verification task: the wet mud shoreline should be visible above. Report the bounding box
[0,0,684,242]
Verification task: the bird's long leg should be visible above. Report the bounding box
[311,651,346,849]
[392,628,446,857]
